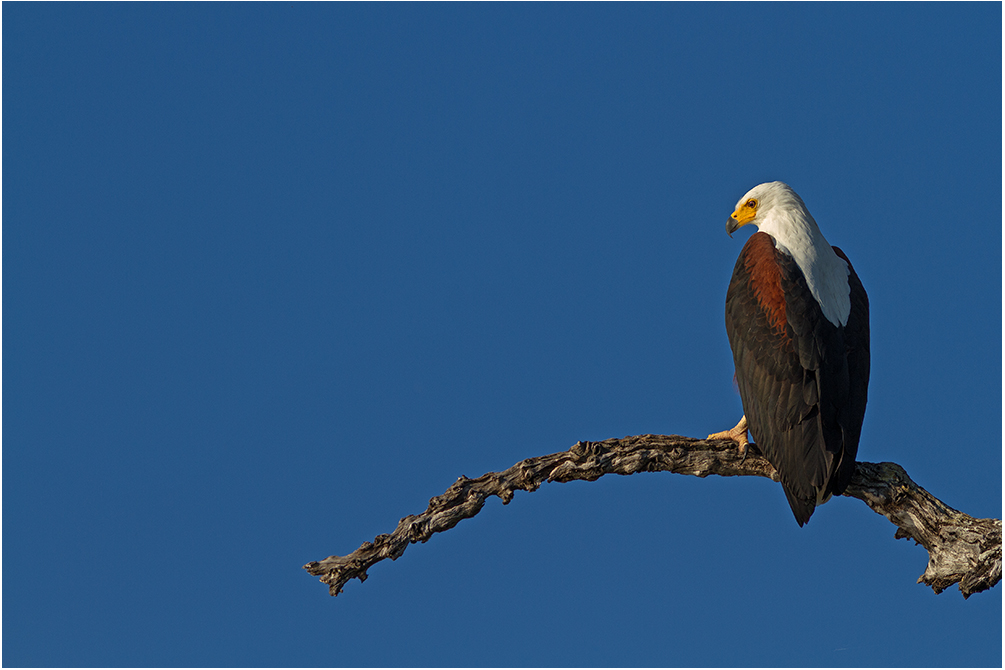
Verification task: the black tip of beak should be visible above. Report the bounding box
[726,217,739,237]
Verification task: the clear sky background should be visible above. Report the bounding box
[4,3,1001,667]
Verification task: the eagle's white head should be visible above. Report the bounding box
[726,181,813,240]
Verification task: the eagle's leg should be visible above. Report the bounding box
[707,415,749,460]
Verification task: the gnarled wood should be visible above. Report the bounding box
[846,461,1001,597]
[304,434,1001,598]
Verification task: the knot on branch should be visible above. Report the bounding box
[549,440,611,483]
[427,479,461,509]
[570,440,607,458]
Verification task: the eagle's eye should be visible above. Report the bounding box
[746,199,757,208]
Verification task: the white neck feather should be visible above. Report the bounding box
[756,194,851,327]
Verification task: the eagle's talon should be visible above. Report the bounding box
[708,415,750,460]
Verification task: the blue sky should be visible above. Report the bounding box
[3,3,1001,667]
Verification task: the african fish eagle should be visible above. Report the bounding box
[708,181,870,526]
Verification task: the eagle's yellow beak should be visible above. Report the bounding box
[726,204,757,237]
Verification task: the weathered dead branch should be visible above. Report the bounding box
[304,434,1000,599]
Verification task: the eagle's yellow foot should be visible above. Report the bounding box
[707,415,750,460]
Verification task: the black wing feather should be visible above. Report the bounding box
[830,246,870,495]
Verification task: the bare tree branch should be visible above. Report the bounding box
[304,434,1001,599]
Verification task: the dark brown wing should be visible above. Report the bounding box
[829,246,870,496]
[725,233,869,525]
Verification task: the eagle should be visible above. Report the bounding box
[708,181,870,526]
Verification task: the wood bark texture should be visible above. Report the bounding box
[304,434,1001,599]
